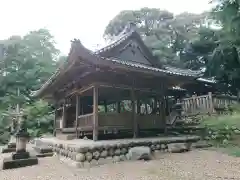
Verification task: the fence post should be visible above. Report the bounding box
[208,92,214,113]
[192,95,197,114]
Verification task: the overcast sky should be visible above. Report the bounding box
[0,0,211,55]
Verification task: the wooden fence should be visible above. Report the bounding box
[181,92,238,115]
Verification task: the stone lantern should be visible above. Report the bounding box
[12,120,30,159]
[2,116,38,170]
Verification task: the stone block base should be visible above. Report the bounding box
[1,147,16,153]
[56,134,75,140]
[34,146,53,154]
[12,152,30,160]
[2,156,38,170]
[192,141,212,149]
[36,152,54,158]
[46,135,201,169]
[7,143,16,149]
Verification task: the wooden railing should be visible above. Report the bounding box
[182,92,238,115]
[98,112,133,129]
[77,113,93,128]
[182,92,214,115]
[213,94,238,108]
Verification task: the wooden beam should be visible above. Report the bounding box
[95,82,161,95]
[93,85,99,141]
[67,84,94,97]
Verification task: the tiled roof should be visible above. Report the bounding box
[98,56,202,77]
[94,31,134,55]
[93,23,202,77]
[164,66,203,77]
[94,23,136,55]
[33,26,203,98]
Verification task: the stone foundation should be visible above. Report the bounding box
[42,136,200,168]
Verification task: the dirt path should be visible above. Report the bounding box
[1,150,240,180]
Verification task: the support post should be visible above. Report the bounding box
[75,95,79,138]
[131,89,138,138]
[208,92,214,113]
[93,86,99,141]
[154,97,157,114]
[162,96,167,134]
[53,107,57,136]
[116,101,121,113]
[104,100,107,113]
[137,100,141,114]
[60,102,66,129]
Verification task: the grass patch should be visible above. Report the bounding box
[212,145,240,157]
[200,110,240,157]
[226,146,240,157]
[200,113,240,144]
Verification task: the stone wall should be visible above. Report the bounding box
[44,136,200,168]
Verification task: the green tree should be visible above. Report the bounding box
[182,27,219,70]
[0,29,59,139]
[104,8,208,67]
[208,0,240,95]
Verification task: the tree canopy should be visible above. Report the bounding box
[104,8,209,67]
[103,5,240,95]
[0,29,59,140]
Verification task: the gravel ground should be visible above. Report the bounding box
[1,149,240,180]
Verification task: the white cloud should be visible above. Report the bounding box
[0,0,211,55]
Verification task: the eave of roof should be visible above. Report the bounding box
[197,77,216,84]
[98,56,203,77]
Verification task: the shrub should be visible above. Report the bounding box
[201,113,240,145]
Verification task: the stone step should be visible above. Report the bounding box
[34,146,53,154]
[2,156,38,170]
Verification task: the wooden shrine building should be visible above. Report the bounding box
[34,24,202,141]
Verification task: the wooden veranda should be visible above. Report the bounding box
[54,82,168,141]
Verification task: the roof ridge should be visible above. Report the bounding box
[94,30,134,54]
[94,22,138,54]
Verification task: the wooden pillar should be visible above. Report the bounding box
[154,97,157,114]
[93,86,99,141]
[53,107,57,136]
[157,99,161,115]
[103,100,107,113]
[162,96,167,134]
[75,95,79,138]
[144,102,148,114]
[137,100,141,114]
[131,89,138,138]
[61,102,66,129]
[116,101,121,113]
